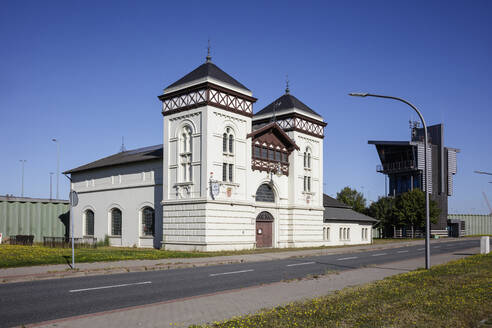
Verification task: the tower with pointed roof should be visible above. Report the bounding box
[158,52,258,251]
[251,85,327,246]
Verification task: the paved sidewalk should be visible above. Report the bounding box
[0,238,474,284]
[29,246,480,328]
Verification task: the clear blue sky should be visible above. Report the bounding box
[1,0,491,213]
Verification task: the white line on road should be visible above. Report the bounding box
[397,250,409,253]
[417,248,425,251]
[372,253,387,257]
[209,269,254,277]
[286,261,316,267]
[336,256,358,261]
[69,281,151,293]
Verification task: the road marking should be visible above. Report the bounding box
[417,248,425,251]
[69,281,151,293]
[209,269,254,277]
[397,250,409,253]
[336,256,358,261]
[372,253,387,257]
[286,261,316,267]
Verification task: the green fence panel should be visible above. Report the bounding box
[448,214,492,235]
[0,199,69,243]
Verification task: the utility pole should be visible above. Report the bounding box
[49,172,54,199]
[20,160,26,197]
[52,138,59,199]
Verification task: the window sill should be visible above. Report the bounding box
[302,191,315,196]
[175,182,194,187]
[221,182,239,187]
[139,236,154,239]
[109,235,121,238]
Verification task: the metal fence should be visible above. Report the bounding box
[43,236,97,248]
[448,214,492,236]
[0,196,70,243]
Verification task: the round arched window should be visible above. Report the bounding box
[255,184,275,203]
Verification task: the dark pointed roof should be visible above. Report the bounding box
[165,62,250,92]
[64,144,163,174]
[254,93,322,118]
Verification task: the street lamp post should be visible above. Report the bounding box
[19,160,26,197]
[49,172,54,199]
[349,92,431,269]
[52,139,59,199]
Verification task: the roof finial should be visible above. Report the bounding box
[120,136,126,152]
[285,74,290,94]
[206,39,212,63]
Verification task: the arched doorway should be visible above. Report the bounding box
[256,211,274,248]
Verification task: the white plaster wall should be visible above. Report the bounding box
[71,160,163,248]
[322,222,373,246]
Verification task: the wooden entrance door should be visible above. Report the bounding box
[256,211,273,248]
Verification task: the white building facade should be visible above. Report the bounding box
[66,56,376,250]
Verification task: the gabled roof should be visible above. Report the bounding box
[164,61,250,92]
[323,194,378,223]
[254,93,322,118]
[323,194,351,208]
[324,206,378,223]
[64,144,163,174]
[247,122,300,151]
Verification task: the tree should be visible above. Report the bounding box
[336,186,366,214]
[368,196,397,234]
[394,189,440,237]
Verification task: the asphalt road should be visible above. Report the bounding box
[0,239,484,327]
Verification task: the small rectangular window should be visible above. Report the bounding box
[228,164,233,182]
[275,151,281,161]
[308,177,311,191]
[222,163,227,181]
[268,149,274,160]
[281,153,288,163]
[303,176,307,191]
[254,146,260,158]
[261,148,267,159]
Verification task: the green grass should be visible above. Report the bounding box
[192,254,492,328]
[0,238,418,269]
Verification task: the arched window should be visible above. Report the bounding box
[141,207,155,237]
[222,127,234,182]
[229,134,234,153]
[304,147,312,169]
[111,208,122,236]
[303,147,312,192]
[223,128,234,154]
[223,133,228,152]
[323,227,326,240]
[180,126,193,182]
[326,227,330,241]
[347,228,350,240]
[84,210,94,236]
[339,228,343,240]
[255,184,275,202]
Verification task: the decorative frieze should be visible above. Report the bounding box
[253,113,326,138]
[159,82,257,118]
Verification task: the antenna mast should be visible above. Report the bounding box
[120,136,126,152]
[482,192,492,215]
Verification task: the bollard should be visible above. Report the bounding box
[480,236,490,254]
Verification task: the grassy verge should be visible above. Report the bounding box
[0,238,420,268]
[193,254,492,328]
